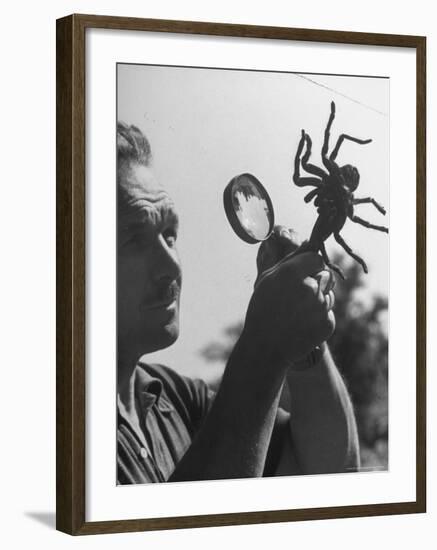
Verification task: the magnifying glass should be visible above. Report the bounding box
[223,173,318,253]
[223,173,275,244]
[223,172,329,368]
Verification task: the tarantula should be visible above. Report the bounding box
[293,101,388,279]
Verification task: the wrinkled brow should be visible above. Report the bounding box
[119,198,179,234]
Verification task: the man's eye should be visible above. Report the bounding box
[163,229,177,247]
[126,232,148,248]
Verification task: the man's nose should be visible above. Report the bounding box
[152,236,181,282]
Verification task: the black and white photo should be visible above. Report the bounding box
[116,63,389,485]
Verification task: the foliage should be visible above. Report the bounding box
[199,253,388,470]
[328,254,388,469]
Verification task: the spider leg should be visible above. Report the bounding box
[350,214,389,233]
[302,133,328,179]
[329,134,372,162]
[321,101,336,172]
[293,130,323,188]
[293,130,308,182]
[295,177,323,188]
[320,241,345,280]
[334,232,368,273]
[293,129,306,175]
[353,197,386,215]
[304,188,320,203]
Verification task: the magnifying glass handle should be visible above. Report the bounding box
[289,237,320,258]
[302,210,334,254]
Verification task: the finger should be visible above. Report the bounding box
[325,290,335,310]
[314,269,332,295]
[328,309,336,333]
[273,226,301,254]
[327,269,335,292]
[257,227,302,275]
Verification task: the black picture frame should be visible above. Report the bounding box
[56,13,426,535]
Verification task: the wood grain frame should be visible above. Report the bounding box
[56,13,426,535]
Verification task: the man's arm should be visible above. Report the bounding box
[276,345,360,476]
[257,227,360,476]
[169,336,287,482]
[170,251,332,482]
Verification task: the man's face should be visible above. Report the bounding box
[117,162,182,358]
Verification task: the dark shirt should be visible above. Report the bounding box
[117,363,289,484]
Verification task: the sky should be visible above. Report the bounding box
[117,64,389,381]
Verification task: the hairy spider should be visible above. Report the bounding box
[293,101,388,279]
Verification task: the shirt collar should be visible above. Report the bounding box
[122,363,164,415]
[117,364,166,451]
[134,363,164,408]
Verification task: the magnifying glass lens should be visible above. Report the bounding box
[224,173,275,244]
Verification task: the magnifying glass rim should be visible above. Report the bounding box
[223,172,275,244]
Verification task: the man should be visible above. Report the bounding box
[116,121,359,484]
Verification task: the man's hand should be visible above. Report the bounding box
[256,226,302,280]
[170,225,357,483]
[242,239,336,364]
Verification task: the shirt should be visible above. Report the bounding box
[117,363,289,484]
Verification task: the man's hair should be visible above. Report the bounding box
[117,121,152,168]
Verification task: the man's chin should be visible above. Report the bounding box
[156,324,179,350]
[140,319,180,354]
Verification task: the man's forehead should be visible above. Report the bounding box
[118,163,176,225]
[119,164,165,200]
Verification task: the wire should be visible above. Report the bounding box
[295,74,388,117]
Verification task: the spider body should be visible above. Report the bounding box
[293,101,388,279]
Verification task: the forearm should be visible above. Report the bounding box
[285,344,360,474]
[169,336,286,482]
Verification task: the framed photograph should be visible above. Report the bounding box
[56,14,426,535]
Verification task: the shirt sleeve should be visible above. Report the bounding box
[145,363,291,477]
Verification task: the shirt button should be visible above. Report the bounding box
[140,447,149,459]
